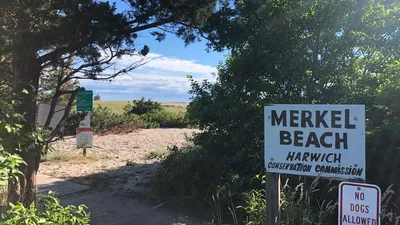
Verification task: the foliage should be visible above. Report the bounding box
[64,100,189,134]
[280,177,337,225]
[93,101,187,115]
[125,161,137,167]
[63,112,87,136]
[0,87,44,155]
[0,152,26,186]
[157,0,400,221]
[139,110,189,128]
[146,151,167,160]
[124,98,163,115]
[241,189,266,225]
[93,94,101,101]
[38,66,79,105]
[0,88,90,224]
[156,145,220,205]
[1,0,219,205]
[0,191,90,225]
[91,106,136,134]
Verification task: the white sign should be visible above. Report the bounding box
[339,182,381,225]
[36,103,65,129]
[264,104,365,180]
[76,127,93,148]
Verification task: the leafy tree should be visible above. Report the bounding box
[0,0,219,206]
[0,88,90,224]
[185,0,400,216]
[38,61,80,105]
[124,97,163,115]
[93,94,101,101]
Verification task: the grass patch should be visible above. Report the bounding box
[146,151,167,160]
[93,100,188,115]
[93,101,129,114]
[162,106,186,114]
[42,151,99,164]
[125,160,138,167]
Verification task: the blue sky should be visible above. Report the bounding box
[80,1,227,102]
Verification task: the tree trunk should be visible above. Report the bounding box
[8,30,42,206]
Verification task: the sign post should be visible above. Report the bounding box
[76,90,93,156]
[264,104,366,225]
[339,182,381,225]
[266,173,280,225]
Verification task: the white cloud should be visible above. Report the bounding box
[103,53,217,77]
[79,53,217,97]
[95,73,199,93]
[144,53,217,76]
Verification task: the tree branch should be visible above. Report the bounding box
[130,18,174,32]
[172,21,212,42]
[46,89,77,142]
[43,84,61,129]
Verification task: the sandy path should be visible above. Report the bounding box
[60,190,210,225]
[39,128,211,225]
[40,128,198,195]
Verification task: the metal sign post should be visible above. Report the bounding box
[76,89,93,156]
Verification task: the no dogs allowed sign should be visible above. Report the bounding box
[339,182,381,225]
[264,104,365,180]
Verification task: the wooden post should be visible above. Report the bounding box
[266,172,280,225]
[83,148,86,157]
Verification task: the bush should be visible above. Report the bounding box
[91,106,124,133]
[124,97,163,115]
[140,110,189,128]
[155,145,219,205]
[93,94,100,101]
[63,111,86,135]
[64,106,142,135]
[1,191,90,225]
[241,189,266,225]
[63,100,189,134]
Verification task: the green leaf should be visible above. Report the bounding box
[5,125,12,133]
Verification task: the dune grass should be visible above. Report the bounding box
[93,100,188,114]
[42,151,100,164]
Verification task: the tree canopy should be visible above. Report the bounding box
[186,0,400,219]
[0,0,219,206]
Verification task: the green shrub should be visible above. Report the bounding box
[91,106,123,133]
[156,145,220,205]
[0,152,25,186]
[124,97,163,115]
[64,106,142,134]
[241,189,266,225]
[63,111,86,135]
[140,110,188,128]
[63,101,189,134]
[146,151,166,160]
[125,160,137,167]
[1,191,90,225]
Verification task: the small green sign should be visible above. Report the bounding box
[76,90,93,112]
